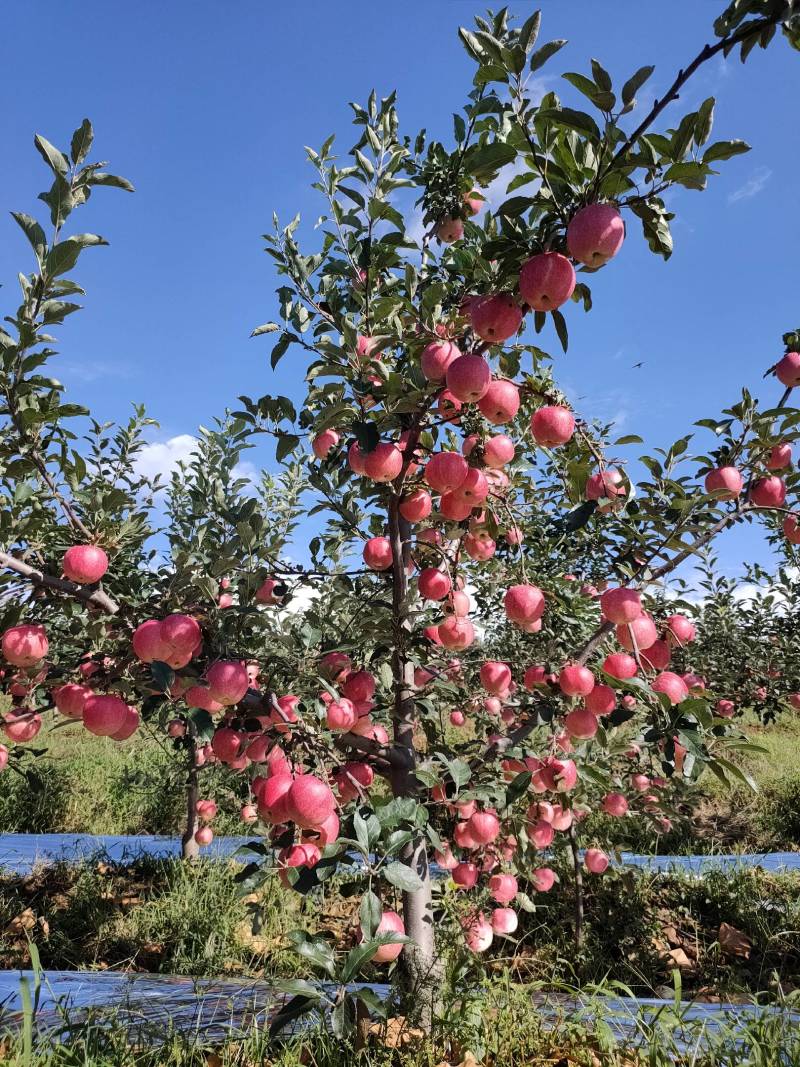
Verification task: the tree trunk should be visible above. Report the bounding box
[181,742,200,860]
[568,822,584,951]
[388,493,442,1028]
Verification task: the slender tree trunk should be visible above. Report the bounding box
[388,493,442,1028]
[181,741,200,860]
[568,823,584,951]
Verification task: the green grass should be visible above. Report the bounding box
[0,856,300,979]
[1,977,799,1066]
[0,725,246,837]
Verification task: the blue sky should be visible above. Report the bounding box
[1,1,798,580]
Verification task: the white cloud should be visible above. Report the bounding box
[59,359,133,383]
[134,434,200,482]
[728,166,772,204]
[133,434,257,490]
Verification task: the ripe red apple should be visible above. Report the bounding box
[715,699,735,718]
[469,809,500,845]
[665,614,696,645]
[111,705,139,741]
[363,537,393,571]
[446,354,492,403]
[585,684,616,715]
[519,252,576,311]
[601,587,642,625]
[783,513,800,544]
[464,190,483,216]
[207,661,249,706]
[421,340,460,381]
[480,661,512,695]
[342,670,375,702]
[287,774,336,830]
[399,488,432,522]
[312,429,339,460]
[767,442,792,470]
[483,434,516,468]
[3,708,42,743]
[586,468,626,503]
[363,442,403,483]
[531,868,556,892]
[704,466,743,499]
[255,578,283,605]
[616,614,658,652]
[603,652,638,680]
[418,568,451,601]
[83,694,128,737]
[531,405,575,446]
[602,792,628,817]
[360,909,406,963]
[559,664,595,697]
[491,908,518,935]
[469,294,523,343]
[464,532,496,559]
[2,624,48,668]
[488,873,518,903]
[53,683,91,719]
[641,639,671,671]
[775,351,800,387]
[565,706,598,739]
[161,614,201,655]
[504,584,545,625]
[194,826,214,847]
[425,451,469,493]
[436,216,464,243]
[567,203,625,267]
[477,379,520,424]
[451,467,489,506]
[750,476,786,508]
[584,847,610,874]
[463,912,494,953]
[452,861,478,889]
[348,441,368,475]
[438,616,475,650]
[62,545,109,584]
[651,671,689,705]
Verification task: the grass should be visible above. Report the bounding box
[0,856,300,979]
[0,725,247,837]
[2,855,798,1000]
[1,975,799,1066]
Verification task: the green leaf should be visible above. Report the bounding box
[87,172,135,192]
[538,106,600,139]
[552,308,568,353]
[383,861,423,893]
[150,660,175,693]
[518,11,541,52]
[273,979,322,1001]
[11,213,47,262]
[288,931,336,977]
[530,39,567,72]
[458,27,484,63]
[694,98,715,146]
[276,433,300,462]
[621,65,654,106]
[70,120,94,165]
[359,890,382,940]
[702,139,750,163]
[251,322,280,337]
[590,58,612,91]
[34,134,69,176]
[468,141,517,180]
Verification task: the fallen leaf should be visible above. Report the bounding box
[718,922,752,959]
[668,947,694,969]
[5,908,37,935]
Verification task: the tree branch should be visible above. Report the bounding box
[0,550,119,615]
